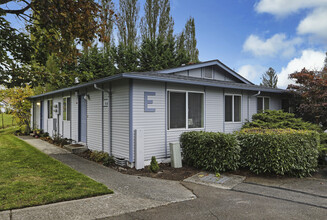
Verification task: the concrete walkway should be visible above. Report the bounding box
[0,136,195,220]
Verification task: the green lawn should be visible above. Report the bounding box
[0,127,113,211]
[0,113,16,129]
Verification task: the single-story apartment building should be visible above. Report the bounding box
[30,60,288,168]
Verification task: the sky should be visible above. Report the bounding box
[3,0,327,88]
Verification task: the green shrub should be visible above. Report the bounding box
[318,133,327,165]
[103,155,115,166]
[149,156,160,173]
[52,134,71,147]
[90,151,109,163]
[237,128,319,177]
[242,110,322,132]
[180,131,240,172]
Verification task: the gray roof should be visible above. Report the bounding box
[156,59,254,85]
[30,71,286,99]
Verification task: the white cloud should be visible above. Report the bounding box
[255,0,327,42]
[297,7,327,41]
[243,34,302,57]
[238,64,266,81]
[277,49,325,88]
[255,0,327,17]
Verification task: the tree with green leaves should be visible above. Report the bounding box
[175,32,190,66]
[5,85,34,132]
[117,0,139,48]
[140,0,174,42]
[99,0,115,52]
[260,67,278,88]
[184,17,199,63]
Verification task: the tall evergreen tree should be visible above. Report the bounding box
[175,32,189,66]
[184,17,199,63]
[261,67,278,88]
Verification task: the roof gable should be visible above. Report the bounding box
[156,60,253,85]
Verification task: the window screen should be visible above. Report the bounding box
[169,92,186,129]
[234,96,241,122]
[188,93,203,128]
[225,95,232,122]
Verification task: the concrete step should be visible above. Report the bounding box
[63,144,87,154]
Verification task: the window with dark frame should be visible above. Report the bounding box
[257,97,270,113]
[225,95,241,122]
[168,91,204,129]
[47,100,53,118]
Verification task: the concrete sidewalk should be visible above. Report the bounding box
[0,136,195,220]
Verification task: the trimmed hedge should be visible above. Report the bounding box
[237,128,319,177]
[180,131,240,172]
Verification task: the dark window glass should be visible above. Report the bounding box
[188,93,203,128]
[282,99,290,112]
[67,97,71,121]
[63,98,67,120]
[257,97,263,113]
[48,100,53,118]
[264,97,270,110]
[169,92,186,129]
[225,95,232,122]
[234,96,241,122]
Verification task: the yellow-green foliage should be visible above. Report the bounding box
[237,128,319,177]
[149,156,160,173]
[0,114,17,128]
[5,85,34,130]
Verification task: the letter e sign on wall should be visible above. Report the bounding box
[144,92,156,112]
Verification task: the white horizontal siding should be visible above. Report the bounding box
[102,84,110,154]
[112,80,130,159]
[87,88,102,152]
[133,80,166,160]
[71,93,79,142]
[205,87,223,132]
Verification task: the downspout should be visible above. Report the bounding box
[252,91,261,97]
[94,84,111,154]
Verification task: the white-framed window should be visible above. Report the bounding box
[225,94,241,122]
[63,97,71,121]
[47,99,53,119]
[257,97,270,113]
[168,91,204,130]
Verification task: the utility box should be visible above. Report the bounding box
[170,142,182,168]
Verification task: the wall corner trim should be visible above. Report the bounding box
[129,79,134,163]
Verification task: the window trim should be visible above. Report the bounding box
[47,99,53,119]
[257,96,270,113]
[63,96,71,121]
[167,89,205,130]
[224,94,242,123]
